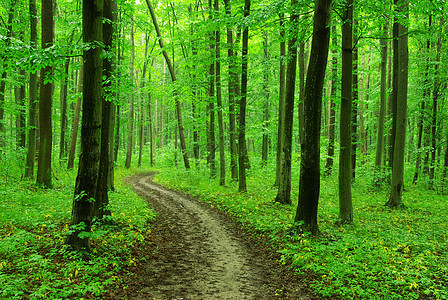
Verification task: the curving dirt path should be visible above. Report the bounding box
[118,173,311,299]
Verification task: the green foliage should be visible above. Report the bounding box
[155,159,448,300]
[0,162,155,299]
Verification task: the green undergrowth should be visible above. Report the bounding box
[155,160,448,300]
[0,163,156,300]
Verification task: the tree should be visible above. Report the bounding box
[338,0,353,225]
[67,66,83,170]
[324,25,337,175]
[238,0,250,193]
[66,0,104,252]
[125,19,136,169]
[215,0,226,186]
[261,31,270,166]
[274,13,286,186]
[275,0,299,205]
[224,0,238,181]
[37,0,54,188]
[95,0,117,220]
[386,0,408,208]
[0,0,16,156]
[24,0,38,178]
[374,23,388,177]
[294,0,332,235]
[146,0,190,170]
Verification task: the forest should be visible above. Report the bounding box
[0,0,447,298]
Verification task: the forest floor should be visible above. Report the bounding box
[113,172,314,299]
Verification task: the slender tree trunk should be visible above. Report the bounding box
[224,0,238,180]
[67,0,103,252]
[238,0,250,192]
[428,30,441,190]
[215,0,226,186]
[125,21,135,169]
[386,0,408,208]
[24,0,38,178]
[324,25,337,175]
[208,0,216,178]
[275,0,298,205]
[375,24,388,176]
[262,31,270,166]
[146,0,190,169]
[67,66,83,170]
[413,22,431,184]
[0,1,15,156]
[274,13,286,186]
[59,58,70,160]
[298,39,305,147]
[37,0,54,188]
[388,0,400,171]
[295,0,332,235]
[338,0,353,225]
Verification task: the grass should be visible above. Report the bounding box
[154,157,448,300]
[0,159,156,300]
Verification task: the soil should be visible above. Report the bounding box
[112,172,317,299]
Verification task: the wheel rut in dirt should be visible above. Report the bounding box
[124,173,309,299]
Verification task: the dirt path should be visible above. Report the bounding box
[119,173,310,299]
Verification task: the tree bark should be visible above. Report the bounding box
[24,0,38,178]
[208,0,216,178]
[428,28,441,190]
[146,0,190,169]
[295,0,332,235]
[351,17,358,180]
[375,24,388,175]
[67,0,103,252]
[215,0,226,186]
[0,1,16,156]
[59,58,70,160]
[386,0,408,208]
[125,21,135,169]
[324,25,337,175]
[275,0,298,205]
[274,13,286,186]
[261,31,270,166]
[338,0,353,225]
[37,0,54,188]
[95,0,116,220]
[238,0,250,192]
[67,66,83,170]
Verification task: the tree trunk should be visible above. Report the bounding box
[67,0,103,252]
[238,0,250,192]
[215,0,226,186]
[146,0,190,169]
[208,0,216,178]
[275,0,298,205]
[59,58,70,160]
[351,18,358,180]
[374,24,388,176]
[428,29,441,190]
[224,0,238,180]
[337,0,353,225]
[261,31,270,166]
[413,19,431,184]
[274,13,286,186]
[94,0,116,220]
[37,0,54,188]
[0,1,15,156]
[125,21,135,169]
[67,65,83,170]
[386,0,408,208]
[24,0,38,178]
[295,0,332,235]
[15,65,26,150]
[324,25,337,175]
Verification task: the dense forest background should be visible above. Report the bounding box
[0,0,447,298]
